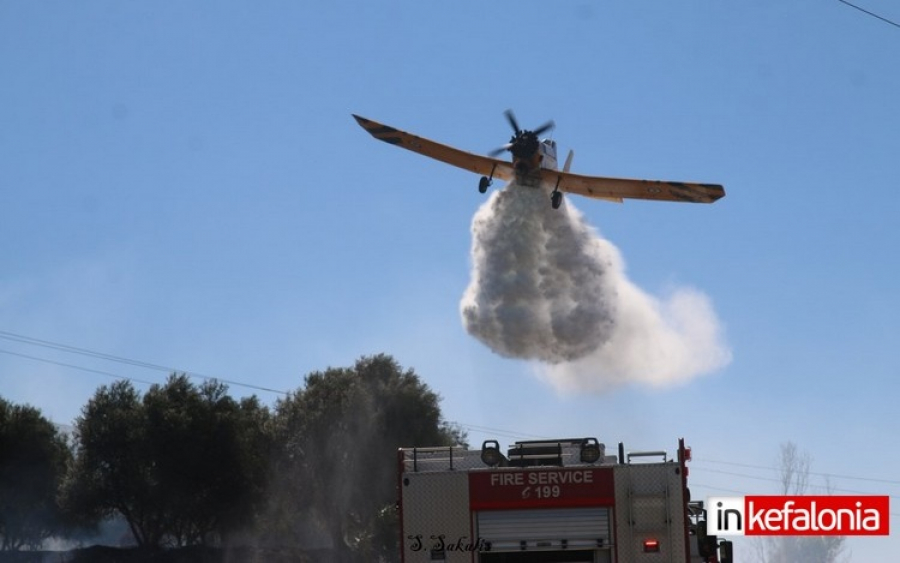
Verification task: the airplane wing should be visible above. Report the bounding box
[541,168,725,204]
[353,114,515,182]
[354,113,724,205]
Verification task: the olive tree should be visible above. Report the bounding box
[0,397,73,550]
[61,376,271,548]
[268,354,466,562]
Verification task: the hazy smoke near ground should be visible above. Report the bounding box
[460,184,731,393]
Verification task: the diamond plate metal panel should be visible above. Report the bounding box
[401,471,474,563]
[614,463,687,563]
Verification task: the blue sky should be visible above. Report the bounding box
[1,1,898,558]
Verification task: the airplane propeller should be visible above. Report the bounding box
[489,109,554,159]
[504,109,521,136]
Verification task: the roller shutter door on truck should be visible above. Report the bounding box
[477,507,612,557]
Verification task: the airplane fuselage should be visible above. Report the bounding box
[513,139,558,188]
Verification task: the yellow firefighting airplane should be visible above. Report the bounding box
[353,111,724,209]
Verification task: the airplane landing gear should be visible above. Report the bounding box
[479,164,498,194]
[551,175,563,209]
[551,190,563,209]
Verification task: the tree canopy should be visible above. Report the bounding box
[0,397,72,550]
[61,375,272,548]
[268,354,466,561]
[7,353,462,561]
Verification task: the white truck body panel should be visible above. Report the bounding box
[398,440,703,563]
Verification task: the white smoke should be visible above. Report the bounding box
[460,183,731,393]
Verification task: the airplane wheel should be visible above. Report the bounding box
[478,176,491,193]
[551,191,563,209]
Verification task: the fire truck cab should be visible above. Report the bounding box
[397,437,732,563]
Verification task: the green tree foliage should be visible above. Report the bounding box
[269,354,466,562]
[61,376,272,549]
[61,380,163,547]
[0,397,72,550]
[142,376,272,546]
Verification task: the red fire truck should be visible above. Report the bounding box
[397,437,732,563]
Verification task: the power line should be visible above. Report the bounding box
[454,422,556,441]
[690,482,757,496]
[0,348,158,387]
[837,0,900,29]
[694,457,900,486]
[5,330,898,497]
[0,330,187,375]
[692,466,900,498]
[0,329,289,396]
